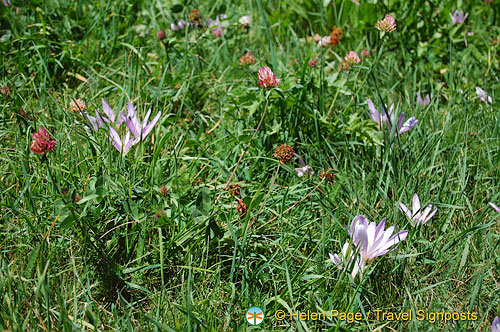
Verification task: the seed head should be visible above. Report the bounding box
[236,199,248,215]
[330,26,343,46]
[274,144,294,163]
[159,185,169,196]
[320,168,336,183]
[227,184,241,197]
[240,51,256,65]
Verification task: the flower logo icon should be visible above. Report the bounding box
[246,307,264,326]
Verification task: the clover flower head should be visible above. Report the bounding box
[361,48,370,57]
[69,98,86,113]
[451,10,468,24]
[240,51,256,65]
[258,66,281,89]
[308,58,317,67]
[376,14,396,33]
[157,29,166,40]
[400,193,437,226]
[273,144,294,163]
[239,15,251,28]
[30,127,57,155]
[345,51,361,65]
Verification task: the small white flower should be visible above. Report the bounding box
[295,165,313,177]
[476,86,492,104]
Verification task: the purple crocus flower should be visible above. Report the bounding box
[492,317,500,332]
[489,202,500,213]
[451,10,468,24]
[400,193,437,226]
[385,112,418,136]
[367,98,394,130]
[330,215,408,277]
[416,92,431,106]
[293,152,313,177]
[2,0,11,7]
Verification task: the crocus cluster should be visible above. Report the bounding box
[258,66,281,89]
[451,10,468,24]
[30,127,57,155]
[400,193,437,226]
[476,87,492,104]
[376,14,396,33]
[330,216,408,278]
[84,99,161,154]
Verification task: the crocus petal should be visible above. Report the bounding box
[399,117,418,134]
[422,206,437,224]
[108,127,123,152]
[126,117,140,138]
[101,98,115,123]
[412,193,421,217]
[375,230,408,255]
[417,93,424,105]
[399,203,413,220]
[489,202,500,213]
[329,253,342,267]
[367,98,380,123]
[141,111,161,139]
[492,316,500,332]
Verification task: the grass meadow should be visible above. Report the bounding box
[1,0,500,331]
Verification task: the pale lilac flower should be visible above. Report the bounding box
[258,66,281,89]
[2,0,11,7]
[386,112,418,136]
[376,14,396,33]
[171,19,187,32]
[492,317,500,332]
[476,87,492,104]
[350,0,360,6]
[366,98,394,130]
[489,202,500,213]
[293,152,313,177]
[399,193,437,226]
[295,165,313,177]
[109,103,161,154]
[330,215,408,278]
[124,103,162,143]
[451,10,468,24]
[416,92,431,106]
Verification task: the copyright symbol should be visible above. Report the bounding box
[275,310,286,321]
